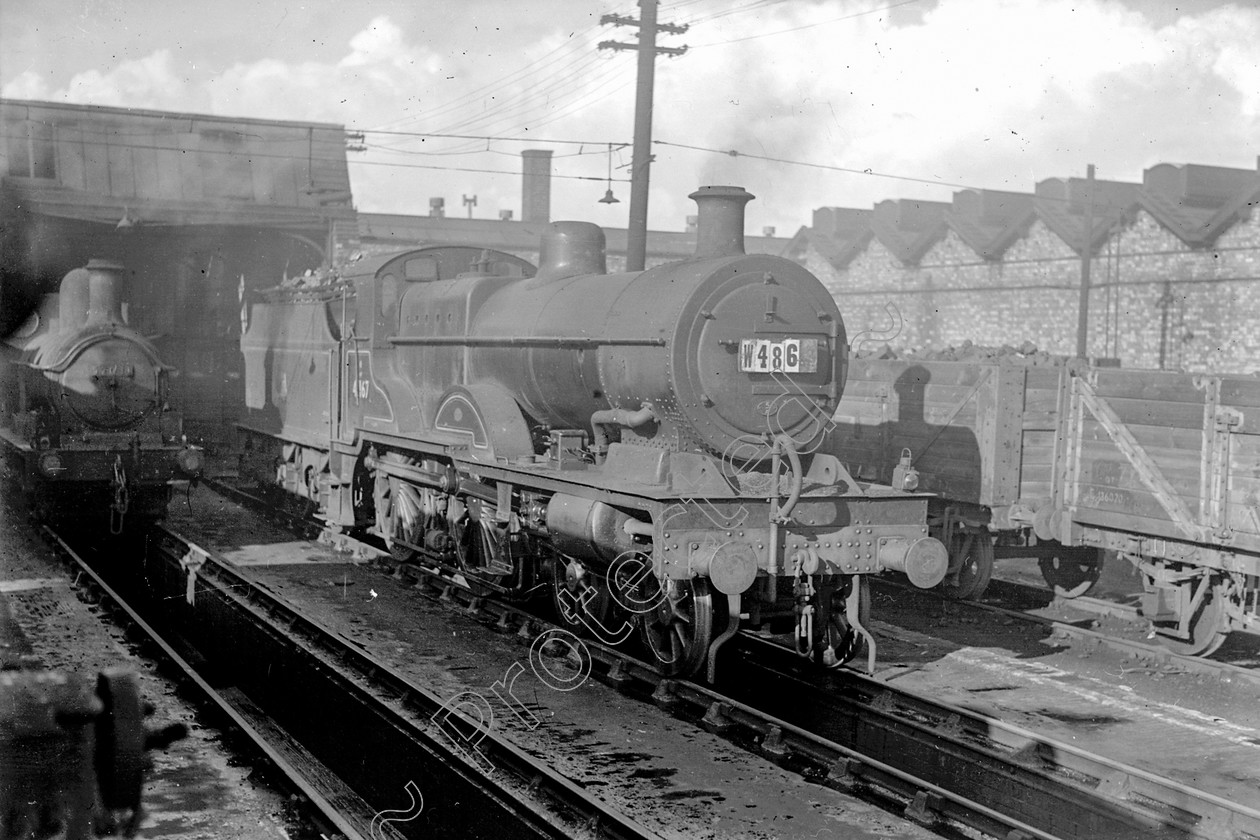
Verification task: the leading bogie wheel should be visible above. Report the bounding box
[637,576,720,677]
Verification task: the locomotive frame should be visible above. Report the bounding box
[237,186,948,679]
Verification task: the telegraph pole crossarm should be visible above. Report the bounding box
[599,12,688,35]
[598,41,688,57]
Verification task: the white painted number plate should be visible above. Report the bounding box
[739,338,819,373]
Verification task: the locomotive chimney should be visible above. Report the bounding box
[690,185,754,259]
[57,267,91,331]
[84,259,127,326]
[534,221,606,281]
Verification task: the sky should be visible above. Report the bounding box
[2,0,1258,237]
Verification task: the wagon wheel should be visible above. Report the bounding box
[373,454,423,562]
[551,556,616,637]
[813,575,870,669]
[638,577,719,678]
[938,529,994,601]
[1038,550,1101,599]
[1152,578,1229,657]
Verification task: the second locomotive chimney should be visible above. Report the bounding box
[58,267,91,331]
[690,185,753,258]
[84,259,127,326]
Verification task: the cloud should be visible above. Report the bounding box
[635,0,1260,229]
[3,1,1257,235]
[3,49,208,111]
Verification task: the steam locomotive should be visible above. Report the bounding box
[237,186,948,678]
[1,260,203,531]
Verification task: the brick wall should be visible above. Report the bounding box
[817,211,1260,373]
[1095,211,1260,371]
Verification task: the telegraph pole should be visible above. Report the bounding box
[1075,164,1096,359]
[600,1,687,271]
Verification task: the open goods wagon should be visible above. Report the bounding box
[831,356,1260,655]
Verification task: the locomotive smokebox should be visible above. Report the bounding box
[536,221,607,281]
[84,259,127,327]
[691,185,753,259]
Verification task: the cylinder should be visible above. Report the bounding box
[84,259,127,326]
[545,494,639,564]
[690,185,753,258]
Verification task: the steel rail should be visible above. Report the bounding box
[393,561,1260,840]
[40,526,375,840]
[198,478,1260,838]
[359,561,1050,840]
[192,479,1040,837]
[731,635,1260,840]
[144,524,660,840]
[881,576,1260,690]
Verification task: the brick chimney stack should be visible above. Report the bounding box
[522,150,553,223]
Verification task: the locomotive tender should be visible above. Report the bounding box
[238,186,947,678]
[834,355,1260,657]
[1,260,203,531]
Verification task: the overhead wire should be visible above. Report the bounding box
[426,53,617,139]
[469,63,635,138]
[342,1,643,163]
[0,130,625,182]
[654,139,985,192]
[14,0,1007,200]
[423,51,607,133]
[368,7,621,132]
[350,128,628,147]
[378,50,621,155]
[684,0,922,49]
[2,125,1101,206]
[345,158,627,182]
[677,0,793,26]
[433,45,624,129]
[374,0,638,141]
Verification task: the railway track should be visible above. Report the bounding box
[378,554,1260,840]
[875,574,1260,690]
[40,526,372,840]
[43,523,657,840]
[181,478,1260,839]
